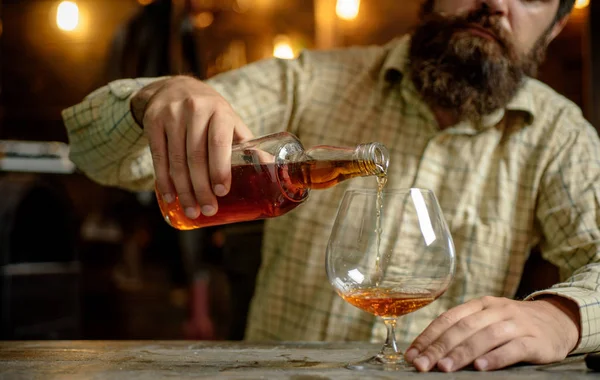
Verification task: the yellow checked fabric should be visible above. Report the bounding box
[62,36,600,353]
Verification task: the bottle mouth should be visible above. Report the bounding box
[358,143,389,176]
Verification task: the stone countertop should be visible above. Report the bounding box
[0,340,596,379]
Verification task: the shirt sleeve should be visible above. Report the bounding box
[62,77,164,191]
[61,55,315,192]
[525,111,600,354]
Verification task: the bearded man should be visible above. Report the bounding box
[63,0,600,372]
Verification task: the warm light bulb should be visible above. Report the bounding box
[192,12,214,29]
[336,0,360,21]
[575,0,589,9]
[56,1,79,31]
[273,35,295,60]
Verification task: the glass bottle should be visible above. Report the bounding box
[156,131,389,230]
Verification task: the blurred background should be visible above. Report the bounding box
[0,0,596,341]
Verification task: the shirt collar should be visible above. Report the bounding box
[379,35,536,124]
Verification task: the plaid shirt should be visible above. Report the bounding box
[63,36,600,354]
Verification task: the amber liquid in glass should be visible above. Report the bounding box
[340,288,435,318]
[157,159,383,230]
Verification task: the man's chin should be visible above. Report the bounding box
[411,62,522,122]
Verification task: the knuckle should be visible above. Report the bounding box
[162,102,179,116]
[166,103,180,119]
[479,296,497,307]
[209,132,232,149]
[464,297,485,311]
[184,96,202,112]
[438,311,457,327]
[150,149,167,164]
[449,345,474,364]
[428,340,449,358]
[169,153,187,168]
[455,317,478,333]
[187,149,208,166]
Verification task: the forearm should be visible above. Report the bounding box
[62,77,167,191]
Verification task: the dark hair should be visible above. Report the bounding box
[556,0,576,22]
[420,0,575,23]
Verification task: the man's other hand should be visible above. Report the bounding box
[405,296,580,372]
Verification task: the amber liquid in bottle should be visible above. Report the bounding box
[157,158,384,230]
[340,288,436,318]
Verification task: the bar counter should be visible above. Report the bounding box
[0,341,595,379]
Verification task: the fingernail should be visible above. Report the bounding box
[214,184,227,197]
[475,358,488,371]
[413,356,431,372]
[438,357,454,372]
[163,193,174,203]
[201,205,216,216]
[185,207,199,219]
[405,348,420,362]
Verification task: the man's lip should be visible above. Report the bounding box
[463,25,498,41]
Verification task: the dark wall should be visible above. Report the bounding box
[0,0,139,142]
[0,0,316,143]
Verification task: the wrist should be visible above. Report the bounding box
[534,295,581,353]
[130,91,146,127]
[130,78,172,127]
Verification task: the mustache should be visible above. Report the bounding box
[422,7,513,55]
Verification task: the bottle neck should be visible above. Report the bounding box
[280,142,389,192]
[353,142,389,177]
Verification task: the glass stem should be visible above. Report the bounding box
[379,317,401,359]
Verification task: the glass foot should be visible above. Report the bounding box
[347,353,415,371]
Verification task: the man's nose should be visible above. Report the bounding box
[478,0,508,16]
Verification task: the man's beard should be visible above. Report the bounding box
[409,7,550,121]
